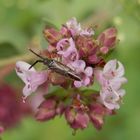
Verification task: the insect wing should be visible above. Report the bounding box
[49,61,81,81]
[49,60,71,74]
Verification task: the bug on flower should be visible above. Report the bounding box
[29,49,81,81]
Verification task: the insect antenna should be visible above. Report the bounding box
[28,49,45,70]
[28,60,44,70]
[29,48,45,60]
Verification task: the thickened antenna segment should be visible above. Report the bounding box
[28,60,44,70]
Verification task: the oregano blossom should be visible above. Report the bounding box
[15,17,127,132]
[94,60,127,110]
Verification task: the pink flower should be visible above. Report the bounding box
[56,38,79,62]
[100,87,125,110]
[15,61,47,98]
[95,60,127,109]
[69,60,93,88]
[66,17,81,36]
[95,59,127,89]
[65,17,94,37]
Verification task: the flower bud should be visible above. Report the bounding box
[89,103,106,130]
[76,36,98,57]
[65,106,89,130]
[87,54,99,64]
[56,101,65,115]
[89,102,114,130]
[35,97,56,121]
[97,27,117,54]
[60,26,72,37]
[43,27,62,45]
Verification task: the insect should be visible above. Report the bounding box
[29,49,81,81]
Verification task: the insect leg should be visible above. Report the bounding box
[29,60,43,70]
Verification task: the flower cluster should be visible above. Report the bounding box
[15,18,127,131]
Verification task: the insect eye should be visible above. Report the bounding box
[47,60,54,66]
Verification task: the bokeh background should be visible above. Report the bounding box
[0,0,140,140]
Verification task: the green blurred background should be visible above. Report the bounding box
[0,0,140,140]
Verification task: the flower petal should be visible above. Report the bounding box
[80,28,94,36]
[57,38,79,62]
[15,61,35,83]
[94,69,107,86]
[66,17,81,36]
[103,59,117,74]
[71,60,85,72]
[118,89,126,97]
[83,77,90,86]
[100,88,120,110]
[74,81,82,88]
[30,72,48,90]
[16,61,48,98]
[63,38,79,60]
[85,67,93,77]
[56,38,68,51]
[110,77,127,90]
[23,84,33,98]
[116,61,125,77]
[16,61,35,72]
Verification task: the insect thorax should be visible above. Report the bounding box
[43,59,54,66]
